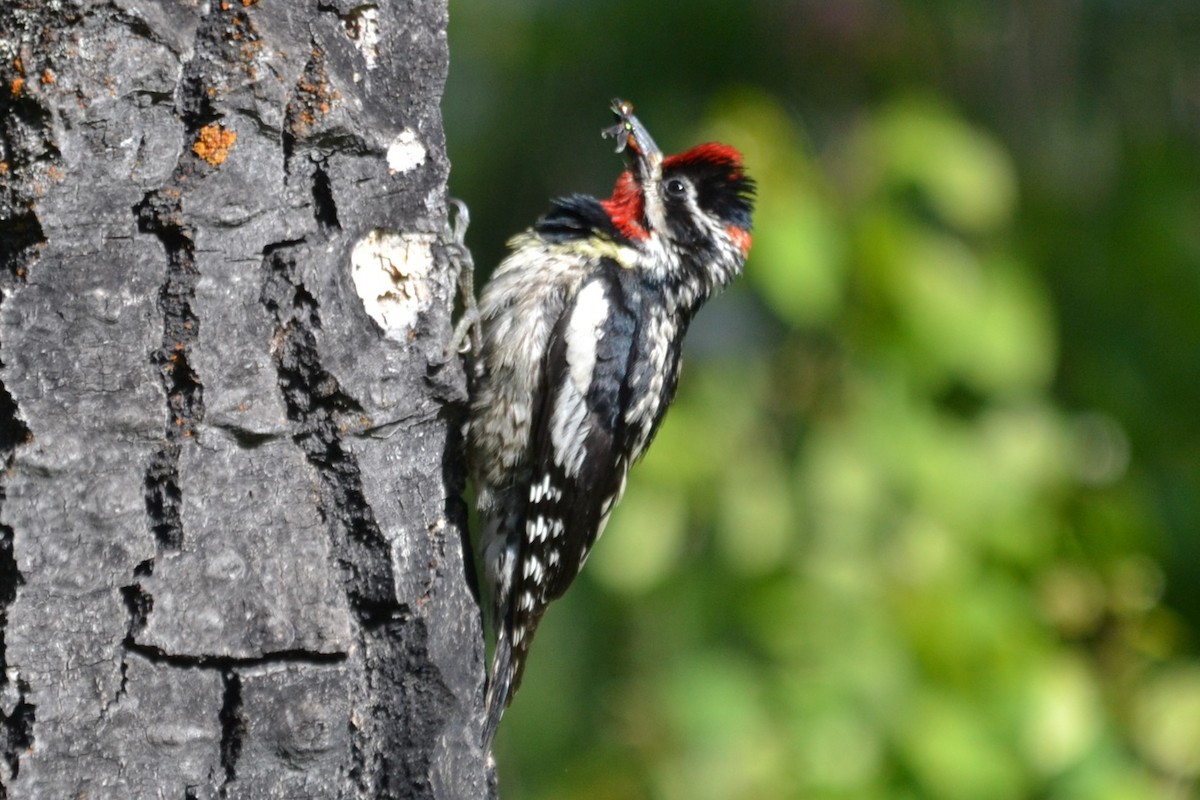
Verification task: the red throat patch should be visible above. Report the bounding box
[600,171,649,241]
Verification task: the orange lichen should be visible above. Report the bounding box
[192,124,237,165]
[40,69,54,85]
[0,162,8,175]
[287,50,340,138]
[10,77,24,97]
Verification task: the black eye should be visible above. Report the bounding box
[665,178,688,198]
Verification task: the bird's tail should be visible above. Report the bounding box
[483,627,514,748]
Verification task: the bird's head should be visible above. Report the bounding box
[601,99,755,294]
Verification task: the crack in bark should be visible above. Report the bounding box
[119,583,154,641]
[260,241,460,796]
[119,13,252,687]
[0,446,31,790]
[0,498,32,792]
[0,677,34,790]
[312,162,341,233]
[0,212,44,285]
[357,618,455,799]
[135,192,202,556]
[127,184,203,696]
[143,443,186,552]
[119,629,349,671]
[217,670,243,791]
[260,244,396,622]
[128,1,226,560]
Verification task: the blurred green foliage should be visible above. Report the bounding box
[444,2,1200,797]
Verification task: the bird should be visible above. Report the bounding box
[465,99,754,746]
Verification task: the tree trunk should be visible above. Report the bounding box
[0,1,490,797]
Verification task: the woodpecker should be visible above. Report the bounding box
[467,99,754,745]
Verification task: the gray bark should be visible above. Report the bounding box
[0,1,491,797]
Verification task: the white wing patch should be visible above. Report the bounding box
[523,555,545,583]
[551,280,609,476]
[529,515,551,542]
[529,473,562,504]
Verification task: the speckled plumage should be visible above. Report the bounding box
[466,101,754,746]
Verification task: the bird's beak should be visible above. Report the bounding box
[603,98,663,188]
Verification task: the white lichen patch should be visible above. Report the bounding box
[344,6,382,69]
[351,230,436,340]
[387,129,426,174]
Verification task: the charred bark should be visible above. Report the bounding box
[0,1,489,797]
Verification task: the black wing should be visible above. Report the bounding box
[535,195,625,244]
[504,267,637,687]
